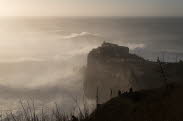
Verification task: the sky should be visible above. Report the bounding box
[0,0,183,16]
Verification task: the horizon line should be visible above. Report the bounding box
[0,15,183,18]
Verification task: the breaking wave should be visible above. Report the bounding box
[62,32,99,39]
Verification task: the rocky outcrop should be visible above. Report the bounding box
[84,42,165,102]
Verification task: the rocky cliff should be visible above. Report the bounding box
[84,42,183,102]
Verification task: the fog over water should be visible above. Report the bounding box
[0,17,183,112]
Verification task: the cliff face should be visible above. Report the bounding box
[83,43,183,121]
[84,42,165,102]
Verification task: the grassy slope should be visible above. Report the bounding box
[85,83,183,121]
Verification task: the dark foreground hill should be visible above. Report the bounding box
[84,83,183,121]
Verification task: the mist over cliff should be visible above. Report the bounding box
[0,17,183,112]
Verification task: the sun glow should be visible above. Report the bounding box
[0,0,182,16]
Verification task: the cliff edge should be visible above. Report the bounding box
[84,83,183,121]
[84,42,183,102]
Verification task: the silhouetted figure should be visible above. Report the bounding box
[157,56,168,87]
[157,57,160,63]
[110,88,113,98]
[72,116,78,121]
[129,88,133,93]
[118,90,122,96]
[179,60,183,64]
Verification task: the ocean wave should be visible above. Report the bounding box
[0,57,45,63]
[118,42,145,50]
[62,32,99,39]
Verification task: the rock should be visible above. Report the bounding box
[84,42,183,103]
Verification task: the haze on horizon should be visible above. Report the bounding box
[0,0,183,16]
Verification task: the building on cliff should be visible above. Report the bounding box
[100,41,129,56]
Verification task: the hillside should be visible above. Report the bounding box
[84,42,183,103]
[84,83,183,121]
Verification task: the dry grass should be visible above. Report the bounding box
[2,98,91,121]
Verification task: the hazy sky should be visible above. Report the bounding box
[0,0,183,16]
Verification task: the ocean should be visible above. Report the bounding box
[0,16,182,112]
